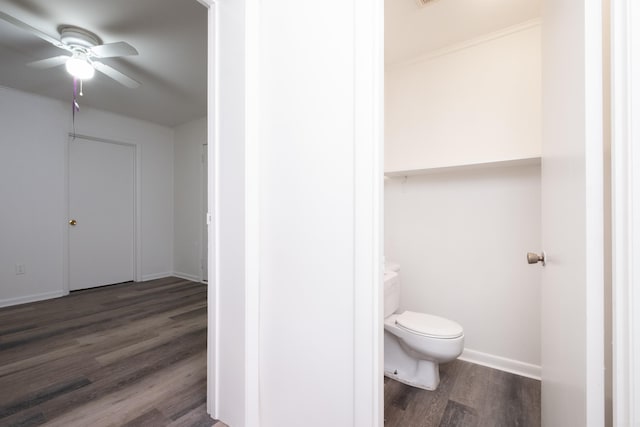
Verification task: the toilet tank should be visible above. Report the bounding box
[384,271,400,317]
[385,261,400,273]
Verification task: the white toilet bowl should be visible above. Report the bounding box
[383,263,464,391]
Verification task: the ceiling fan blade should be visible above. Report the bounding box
[0,11,68,51]
[93,61,140,88]
[91,41,138,58]
[27,55,69,69]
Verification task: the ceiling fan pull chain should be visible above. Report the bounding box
[72,77,76,113]
[72,77,80,135]
[79,79,84,96]
[72,78,80,112]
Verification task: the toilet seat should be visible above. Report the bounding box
[395,311,463,339]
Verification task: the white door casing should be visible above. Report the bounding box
[611,0,640,424]
[68,136,136,291]
[196,0,218,419]
[202,143,208,283]
[540,0,604,425]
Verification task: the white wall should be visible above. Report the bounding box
[0,86,175,306]
[0,87,68,306]
[174,117,207,281]
[385,164,542,374]
[385,22,541,172]
[253,0,382,425]
[258,2,355,421]
[214,1,382,425]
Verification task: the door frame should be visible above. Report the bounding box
[200,143,208,284]
[195,0,217,418]
[611,0,640,423]
[353,0,385,424]
[63,133,142,294]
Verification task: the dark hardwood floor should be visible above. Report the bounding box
[1,277,540,426]
[384,359,541,427]
[0,277,223,427]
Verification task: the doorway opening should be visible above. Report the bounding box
[383,1,543,424]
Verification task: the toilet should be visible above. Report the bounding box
[383,262,464,391]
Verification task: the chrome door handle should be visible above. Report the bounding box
[527,251,545,266]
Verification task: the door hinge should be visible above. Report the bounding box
[206,213,212,225]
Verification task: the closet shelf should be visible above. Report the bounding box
[384,156,541,178]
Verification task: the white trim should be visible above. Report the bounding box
[134,144,142,282]
[244,0,260,425]
[141,272,172,281]
[459,348,541,380]
[211,3,219,418]
[353,0,384,425]
[197,0,219,420]
[201,143,208,284]
[0,290,68,308]
[385,18,541,70]
[63,131,70,292]
[172,271,201,282]
[584,2,605,424]
[611,0,640,424]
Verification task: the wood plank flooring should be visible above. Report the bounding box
[1,277,540,426]
[0,277,224,427]
[384,359,541,427]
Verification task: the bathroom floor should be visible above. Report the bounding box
[384,360,540,427]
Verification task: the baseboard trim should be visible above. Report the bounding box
[172,271,201,282]
[0,290,68,308]
[459,348,541,380]
[141,272,173,281]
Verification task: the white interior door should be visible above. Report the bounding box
[540,1,604,425]
[68,138,135,291]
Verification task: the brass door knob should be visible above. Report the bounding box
[527,251,545,266]
[69,219,77,226]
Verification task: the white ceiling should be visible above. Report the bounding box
[0,0,207,128]
[0,1,540,127]
[385,0,541,64]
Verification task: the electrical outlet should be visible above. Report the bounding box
[15,264,26,275]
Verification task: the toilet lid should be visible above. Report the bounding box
[385,261,400,273]
[395,311,463,339]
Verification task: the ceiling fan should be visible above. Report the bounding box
[0,11,140,88]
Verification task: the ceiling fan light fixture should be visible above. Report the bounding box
[66,54,94,80]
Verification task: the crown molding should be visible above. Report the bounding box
[386,18,541,71]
